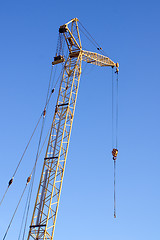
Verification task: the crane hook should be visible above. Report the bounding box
[112,148,118,160]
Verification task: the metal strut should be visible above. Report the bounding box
[27,18,118,240]
[28,49,82,240]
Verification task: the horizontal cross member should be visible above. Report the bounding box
[30,224,46,228]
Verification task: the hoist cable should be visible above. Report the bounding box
[116,72,119,148]
[32,116,46,176]
[56,32,65,57]
[3,64,69,239]
[115,72,119,218]
[0,65,57,208]
[112,67,116,218]
[18,183,31,240]
[2,41,61,237]
[114,160,116,218]
[53,66,64,89]
[9,113,47,240]
[1,117,46,239]
[18,123,51,240]
[112,69,119,219]
[20,69,62,238]
[0,114,42,207]
[51,65,58,90]
[112,67,114,148]
[20,100,48,239]
[79,26,98,49]
[0,188,8,208]
[0,94,52,208]
[12,115,42,179]
[21,167,36,240]
[45,65,54,107]
[56,33,60,56]
[60,33,65,57]
[79,21,109,57]
[2,184,28,240]
[81,62,94,78]
[2,30,68,233]
[79,22,101,49]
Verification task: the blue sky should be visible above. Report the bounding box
[0,0,160,239]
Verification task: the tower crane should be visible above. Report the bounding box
[27,18,119,240]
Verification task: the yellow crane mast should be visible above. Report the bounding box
[28,18,118,240]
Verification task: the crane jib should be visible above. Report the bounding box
[27,18,119,240]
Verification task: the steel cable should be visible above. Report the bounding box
[0,114,42,207]
[116,72,119,148]
[112,70,119,219]
[18,124,51,240]
[114,160,116,218]
[3,98,50,240]
[18,184,31,240]
[0,65,57,208]
[79,21,109,57]
[19,62,62,239]
[3,184,28,240]
[1,32,65,238]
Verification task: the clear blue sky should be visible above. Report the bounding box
[0,0,160,239]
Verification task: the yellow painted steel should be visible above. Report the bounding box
[27,18,118,240]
